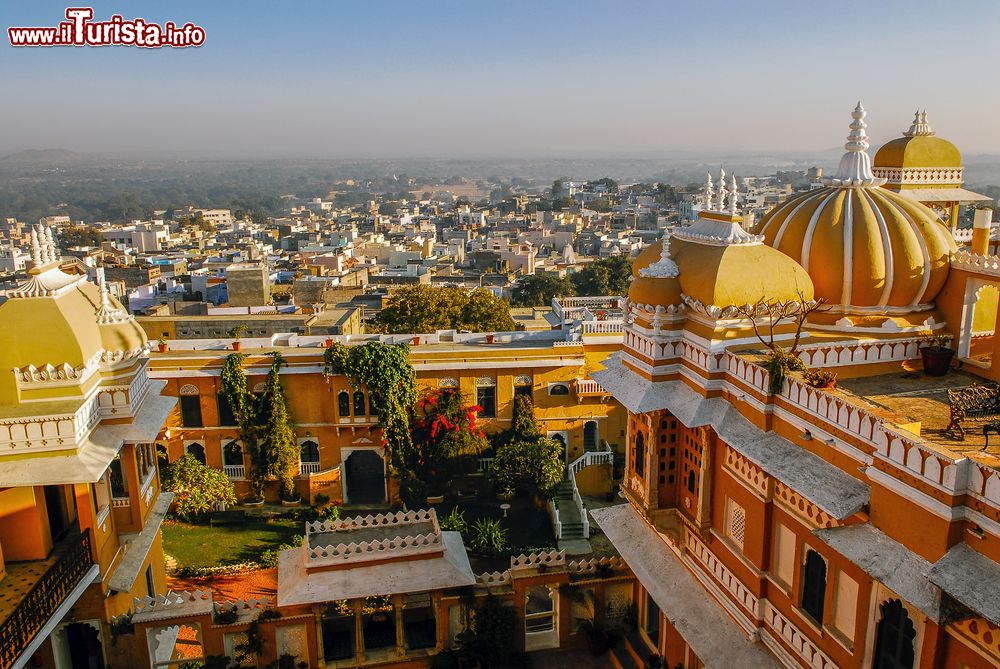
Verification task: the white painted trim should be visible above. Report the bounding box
[13,565,99,669]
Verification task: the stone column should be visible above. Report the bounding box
[354,599,365,663]
[313,607,326,668]
[394,595,405,657]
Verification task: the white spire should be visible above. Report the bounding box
[639,228,680,279]
[728,174,739,214]
[824,102,886,187]
[703,173,714,209]
[30,226,42,267]
[44,225,57,263]
[95,267,128,324]
[716,167,728,211]
[904,108,934,137]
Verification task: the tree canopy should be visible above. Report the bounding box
[570,255,632,297]
[510,272,575,307]
[491,396,565,498]
[371,285,515,334]
[162,454,237,520]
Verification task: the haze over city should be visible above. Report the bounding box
[4,0,1000,158]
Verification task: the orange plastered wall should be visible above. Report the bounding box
[0,486,52,561]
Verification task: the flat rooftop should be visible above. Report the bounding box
[838,369,1000,462]
[311,520,435,548]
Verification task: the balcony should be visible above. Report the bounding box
[575,378,610,397]
[299,461,321,476]
[0,530,96,669]
[223,464,245,480]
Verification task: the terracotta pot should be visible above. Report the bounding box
[232,341,242,351]
[425,494,445,505]
[281,499,300,507]
[325,338,333,348]
[412,336,420,345]
[158,343,168,353]
[485,334,495,344]
[921,346,954,377]
[243,499,264,508]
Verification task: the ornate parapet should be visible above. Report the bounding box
[305,509,443,568]
[133,590,213,623]
[510,550,566,571]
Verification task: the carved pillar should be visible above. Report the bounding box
[394,595,405,657]
[313,607,326,668]
[354,599,365,663]
[696,428,714,530]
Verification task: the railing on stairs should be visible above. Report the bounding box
[546,499,562,539]
[566,446,614,539]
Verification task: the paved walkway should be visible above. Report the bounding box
[531,648,618,668]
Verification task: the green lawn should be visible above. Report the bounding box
[162,517,302,568]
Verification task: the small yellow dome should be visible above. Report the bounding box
[0,270,147,403]
[874,136,960,169]
[628,218,814,311]
[758,186,955,312]
[873,110,961,169]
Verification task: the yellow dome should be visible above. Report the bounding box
[0,269,147,391]
[758,186,955,312]
[874,136,960,169]
[628,215,814,311]
[874,111,960,169]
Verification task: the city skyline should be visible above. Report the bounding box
[3,0,1000,157]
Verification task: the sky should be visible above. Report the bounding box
[2,0,999,158]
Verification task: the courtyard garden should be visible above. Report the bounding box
[162,515,301,570]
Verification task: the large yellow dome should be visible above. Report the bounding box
[874,111,961,170]
[758,187,954,312]
[758,104,956,315]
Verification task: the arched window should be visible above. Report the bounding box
[476,377,497,418]
[801,549,827,625]
[186,442,206,465]
[873,599,916,669]
[583,421,599,451]
[634,432,645,478]
[338,391,351,417]
[548,383,570,396]
[353,391,367,416]
[223,441,243,466]
[300,440,320,464]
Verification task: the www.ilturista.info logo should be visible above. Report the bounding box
[8,7,205,48]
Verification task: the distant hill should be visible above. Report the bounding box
[0,148,90,163]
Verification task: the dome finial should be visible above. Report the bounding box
[44,225,57,264]
[716,167,727,211]
[95,266,128,324]
[824,102,887,187]
[639,228,680,279]
[728,174,739,214]
[904,108,934,137]
[703,172,714,209]
[29,225,42,267]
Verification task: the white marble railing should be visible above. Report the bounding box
[582,321,624,335]
[795,335,947,368]
[477,457,494,474]
[112,497,130,509]
[223,465,245,480]
[546,499,561,539]
[299,461,321,476]
[307,531,442,564]
[952,228,974,244]
[306,509,437,535]
[576,378,608,395]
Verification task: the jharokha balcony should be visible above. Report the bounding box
[0,529,96,669]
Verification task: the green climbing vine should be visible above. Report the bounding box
[220,351,300,501]
[323,341,416,499]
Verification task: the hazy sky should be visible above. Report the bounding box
[3,0,1000,158]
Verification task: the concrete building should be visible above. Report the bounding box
[225,263,270,307]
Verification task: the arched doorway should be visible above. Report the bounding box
[344,450,386,505]
[63,622,105,669]
[873,599,916,669]
[583,421,599,451]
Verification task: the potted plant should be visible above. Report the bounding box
[228,324,247,351]
[485,334,495,344]
[921,344,954,377]
[243,496,264,508]
[157,335,168,353]
[325,337,333,348]
[803,368,837,389]
[412,335,421,345]
[577,618,611,656]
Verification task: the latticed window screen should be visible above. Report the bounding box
[726,499,746,548]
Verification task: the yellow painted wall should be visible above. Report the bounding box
[0,487,52,561]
